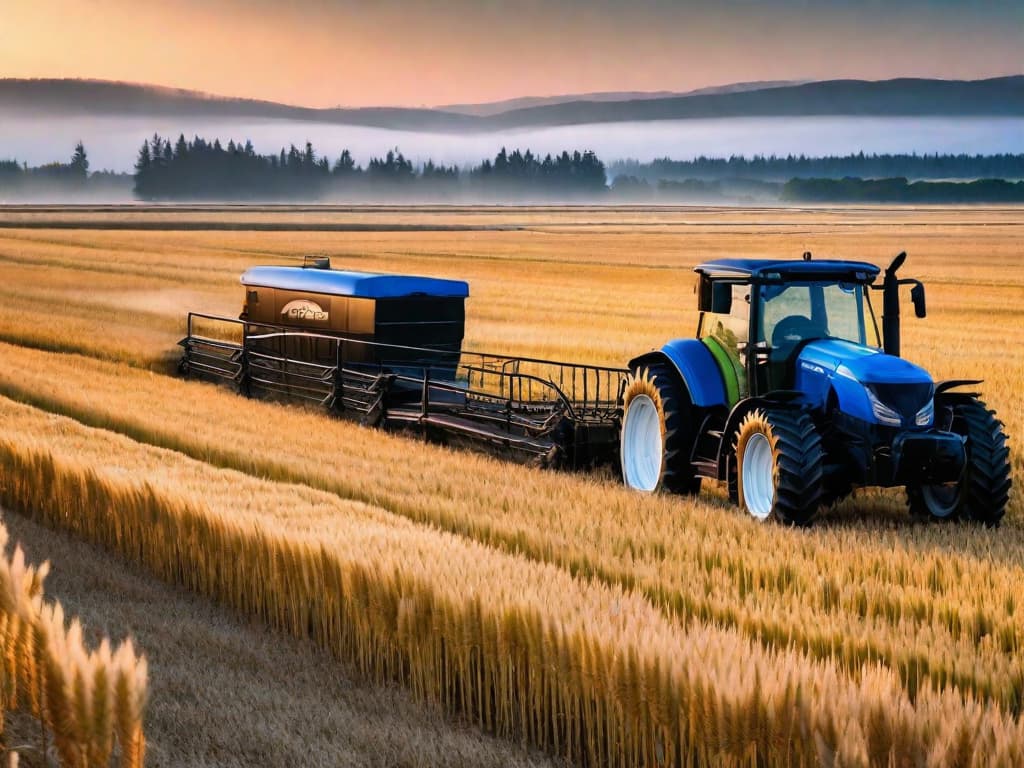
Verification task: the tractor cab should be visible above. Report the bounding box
[694,257,882,399]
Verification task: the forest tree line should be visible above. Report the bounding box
[781,177,1024,203]
[610,153,1024,183]
[133,134,608,200]
[0,142,130,201]
[5,140,1024,203]
[0,141,90,182]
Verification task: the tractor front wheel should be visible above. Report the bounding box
[620,365,701,495]
[907,398,1011,525]
[733,408,824,525]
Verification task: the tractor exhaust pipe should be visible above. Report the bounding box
[882,252,906,357]
[879,251,926,358]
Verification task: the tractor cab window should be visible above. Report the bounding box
[757,280,877,389]
[759,281,876,353]
[821,282,880,348]
[760,284,815,358]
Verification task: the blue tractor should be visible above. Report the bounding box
[619,253,1011,525]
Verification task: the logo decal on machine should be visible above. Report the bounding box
[281,299,329,323]
[799,361,826,375]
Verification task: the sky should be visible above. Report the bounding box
[1,0,1021,108]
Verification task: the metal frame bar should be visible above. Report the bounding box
[179,312,627,465]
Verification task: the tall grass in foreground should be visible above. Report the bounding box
[1,342,1023,714]
[0,519,146,767]
[2,398,1024,766]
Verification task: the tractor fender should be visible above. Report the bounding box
[935,379,982,396]
[628,339,727,408]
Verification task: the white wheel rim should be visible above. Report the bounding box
[742,432,775,520]
[622,394,662,492]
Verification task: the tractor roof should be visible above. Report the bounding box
[695,258,880,282]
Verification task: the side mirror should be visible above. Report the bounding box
[910,283,926,318]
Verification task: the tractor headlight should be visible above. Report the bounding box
[915,399,934,426]
[866,386,903,426]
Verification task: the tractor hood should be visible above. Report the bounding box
[797,339,932,385]
[795,339,934,427]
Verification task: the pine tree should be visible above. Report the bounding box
[135,141,151,172]
[333,149,357,176]
[70,142,89,177]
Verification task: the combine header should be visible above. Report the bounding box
[181,253,1011,526]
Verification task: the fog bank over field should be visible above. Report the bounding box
[3,115,1024,173]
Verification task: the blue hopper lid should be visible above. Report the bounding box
[240,266,469,299]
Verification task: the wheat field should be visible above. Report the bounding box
[0,206,1021,766]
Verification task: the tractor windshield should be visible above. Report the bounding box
[758,280,880,356]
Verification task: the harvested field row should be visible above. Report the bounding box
[1,342,1023,713]
[2,394,1024,766]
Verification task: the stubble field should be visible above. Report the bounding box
[0,205,1021,766]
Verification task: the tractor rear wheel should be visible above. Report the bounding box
[733,408,824,525]
[620,365,701,494]
[908,398,1011,525]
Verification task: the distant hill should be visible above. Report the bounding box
[437,80,805,116]
[2,76,1022,132]
[0,79,477,131]
[485,76,1024,128]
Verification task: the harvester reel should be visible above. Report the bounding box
[620,365,700,495]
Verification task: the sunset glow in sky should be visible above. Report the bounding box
[2,0,1021,108]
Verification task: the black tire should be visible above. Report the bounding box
[734,408,824,525]
[818,391,853,508]
[908,398,1011,525]
[620,363,701,495]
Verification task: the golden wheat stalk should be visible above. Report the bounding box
[4,396,1024,765]
[0,501,147,767]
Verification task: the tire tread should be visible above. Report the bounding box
[737,408,824,525]
[647,363,701,495]
[909,398,1011,525]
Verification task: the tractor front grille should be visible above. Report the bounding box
[870,382,934,423]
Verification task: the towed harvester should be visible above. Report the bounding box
[181,257,626,469]
[180,253,1011,525]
